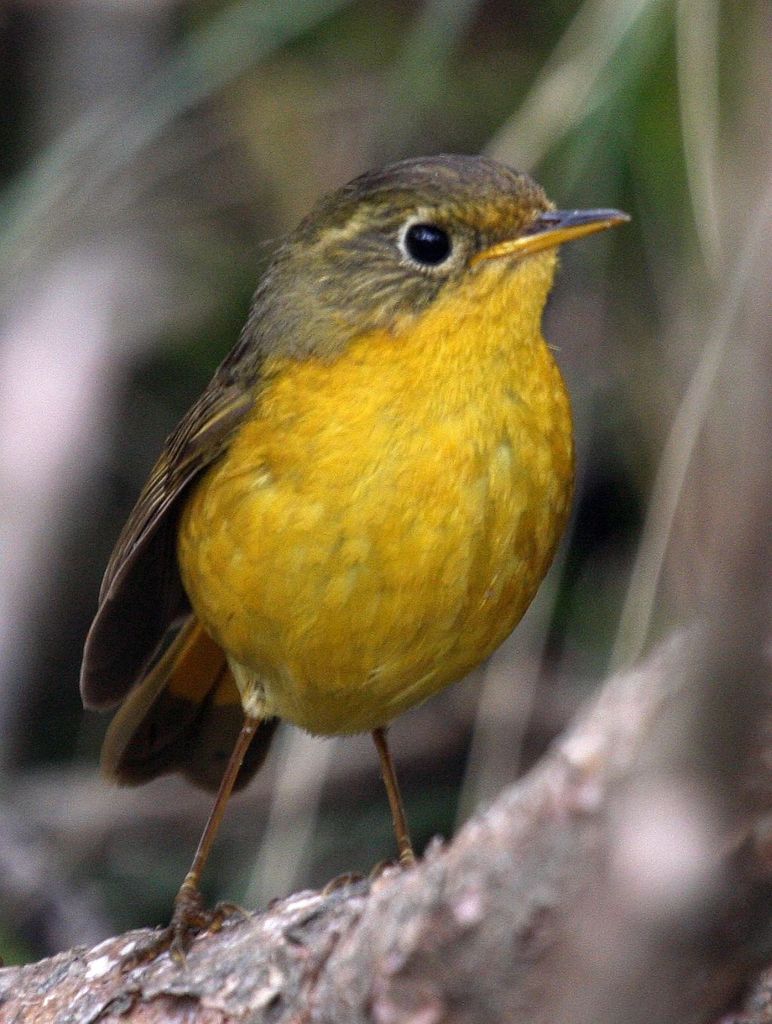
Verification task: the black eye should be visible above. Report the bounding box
[402,222,452,266]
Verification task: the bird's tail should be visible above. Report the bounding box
[100,615,277,792]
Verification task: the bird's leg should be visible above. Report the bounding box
[167,712,261,958]
[372,726,415,867]
[122,713,260,969]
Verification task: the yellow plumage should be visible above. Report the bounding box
[177,249,573,734]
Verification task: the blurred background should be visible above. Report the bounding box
[0,0,768,965]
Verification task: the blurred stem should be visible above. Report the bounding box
[487,0,667,173]
[675,0,722,279]
[609,178,772,671]
[243,729,337,908]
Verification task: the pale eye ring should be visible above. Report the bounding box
[400,221,453,267]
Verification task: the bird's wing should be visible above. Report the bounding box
[80,369,256,710]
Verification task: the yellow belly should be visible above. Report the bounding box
[177,260,574,734]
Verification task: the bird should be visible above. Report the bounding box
[80,153,628,955]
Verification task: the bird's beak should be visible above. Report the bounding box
[472,208,630,265]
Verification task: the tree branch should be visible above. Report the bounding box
[0,626,768,1023]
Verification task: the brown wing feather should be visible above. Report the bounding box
[80,370,257,710]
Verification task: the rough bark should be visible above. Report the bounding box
[0,627,769,1024]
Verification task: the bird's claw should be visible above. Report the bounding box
[119,890,243,971]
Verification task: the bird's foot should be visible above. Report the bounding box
[369,849,417,880]
[120,886,243,971]
[322,871,366,896]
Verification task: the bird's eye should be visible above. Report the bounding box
[402,222,452,267]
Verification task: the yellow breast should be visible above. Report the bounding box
[177,252,574,734]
